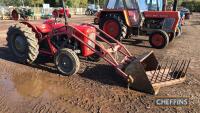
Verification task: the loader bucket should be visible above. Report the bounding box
[124,51,190,95]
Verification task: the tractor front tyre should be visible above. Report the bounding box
[168,32,175,42]
[176,27,182,37]
[55,48,80,76]
[7,23,39,63]
[149,30,169,49]
[99,14,127,42]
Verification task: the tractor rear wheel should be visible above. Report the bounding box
[85,9,90,15]
[7,23,39,63]
[52,10,59,18]
[12,10,20,20]
[55,48,80,76]
[99,14,127,42]
[149,30,169,49]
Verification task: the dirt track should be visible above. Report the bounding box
[0,14,200,113]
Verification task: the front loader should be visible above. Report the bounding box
[98,0,181,49]
[6,0,190,95]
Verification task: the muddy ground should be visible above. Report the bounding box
[0,14,199,113]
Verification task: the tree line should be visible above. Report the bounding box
[0,0,106,7]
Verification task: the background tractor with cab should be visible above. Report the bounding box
[97,0,181,49]
[6,0,190,95]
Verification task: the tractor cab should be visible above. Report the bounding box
[102,0,141,27]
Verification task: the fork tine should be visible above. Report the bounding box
[154,61,164,83]
[160,58,170,82]
[151,58,163,81]
[174,60,186,79]
[165,59,174,80]
[170,60,180,80]
[181,59,191,78]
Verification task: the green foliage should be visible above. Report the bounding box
[181,1,200,12]
[79,0,88,7]
[0,0,43,6]
[66,0,72,7]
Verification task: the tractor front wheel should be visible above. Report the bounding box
[176,27,182,37]
[149,30,169,49]
[7,23,39,63]
[55,48,80,76]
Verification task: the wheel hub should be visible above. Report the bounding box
[103,20,120,38]
[152,34,164,47]
[14,35,26,53]
[58,55,73,73]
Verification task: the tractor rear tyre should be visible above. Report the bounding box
[12,10,20,20]
[149,30,169,49]
[7,23,39,63]
[55,48,80,76]
[52,10,59,18]
[99,14,127,42]
[85,9,90,15]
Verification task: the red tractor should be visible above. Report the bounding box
[6,0,190,95]
[97,0,181,49]
[52,7,71,18]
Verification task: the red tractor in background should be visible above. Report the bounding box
[52,7,71,18]
[6,0,190,95]
[97,0,181,49]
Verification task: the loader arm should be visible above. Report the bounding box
[64,23,190,95]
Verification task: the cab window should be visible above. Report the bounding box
[125,0,138,9]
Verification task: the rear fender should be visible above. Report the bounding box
[20,21,42,40]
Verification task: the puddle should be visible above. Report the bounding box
[0,69,73,101]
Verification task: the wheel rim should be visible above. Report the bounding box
[13,35,27,55]
[151,34,164,47]
[103,19,120,38]
[57,54,73,74]
[12,10,19,20]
